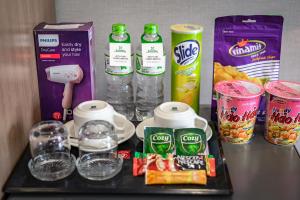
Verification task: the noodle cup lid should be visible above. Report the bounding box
[264,80,300,100]
[215,80,264,99]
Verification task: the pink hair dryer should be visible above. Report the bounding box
[45,65,83,121]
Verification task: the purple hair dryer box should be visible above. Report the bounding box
[33,22,95,121]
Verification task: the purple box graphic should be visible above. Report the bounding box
[211,15,283,123]
[33,22,95,121]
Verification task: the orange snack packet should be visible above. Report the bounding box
[146,170,207,185]
[145,154,207,185]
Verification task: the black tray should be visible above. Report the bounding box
[4,122,233,196]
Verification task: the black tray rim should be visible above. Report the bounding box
[3,121,233,196]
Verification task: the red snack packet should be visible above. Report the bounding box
[118,150,131,160]
[133,152,146,176]
[133,152,216,177]
[206,155,216,177]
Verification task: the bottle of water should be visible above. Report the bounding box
[104,24,134,120]
[136,24,165,121]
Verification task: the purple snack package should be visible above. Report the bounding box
[33,22,95,121]
[211,15,284,123]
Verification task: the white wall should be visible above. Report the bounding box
[55,0,300,105]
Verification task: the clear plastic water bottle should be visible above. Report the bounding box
[136,24,165,121]
[104,24,134,120]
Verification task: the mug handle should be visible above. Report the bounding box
[113,112,127,133]
[194,115,208,132]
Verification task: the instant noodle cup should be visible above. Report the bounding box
[264,80,300,145]
[215,80,264,144]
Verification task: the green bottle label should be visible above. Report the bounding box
[136,34,165,76]
[106,33,133,76]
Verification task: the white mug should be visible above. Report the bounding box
[153,102,208,131]
[73,100,126,138]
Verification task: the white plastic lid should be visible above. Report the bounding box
[170,24,203,34]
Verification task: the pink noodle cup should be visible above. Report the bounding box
[214,80,264,144]
[264,80,300,145]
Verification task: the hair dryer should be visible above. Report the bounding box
[45,65,84,121]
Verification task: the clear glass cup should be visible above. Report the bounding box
[76,120,123,181]
[28,120,76,181]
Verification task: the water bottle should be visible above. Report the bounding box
[104,23,134,120]
[136,24,165,121]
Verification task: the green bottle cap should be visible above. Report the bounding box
[144,23,159,34]
[112,23,127,35]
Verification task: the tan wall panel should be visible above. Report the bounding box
[0,0,55,197]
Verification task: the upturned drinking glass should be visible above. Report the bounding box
[76,120,123,181]
[28,120,76,181]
